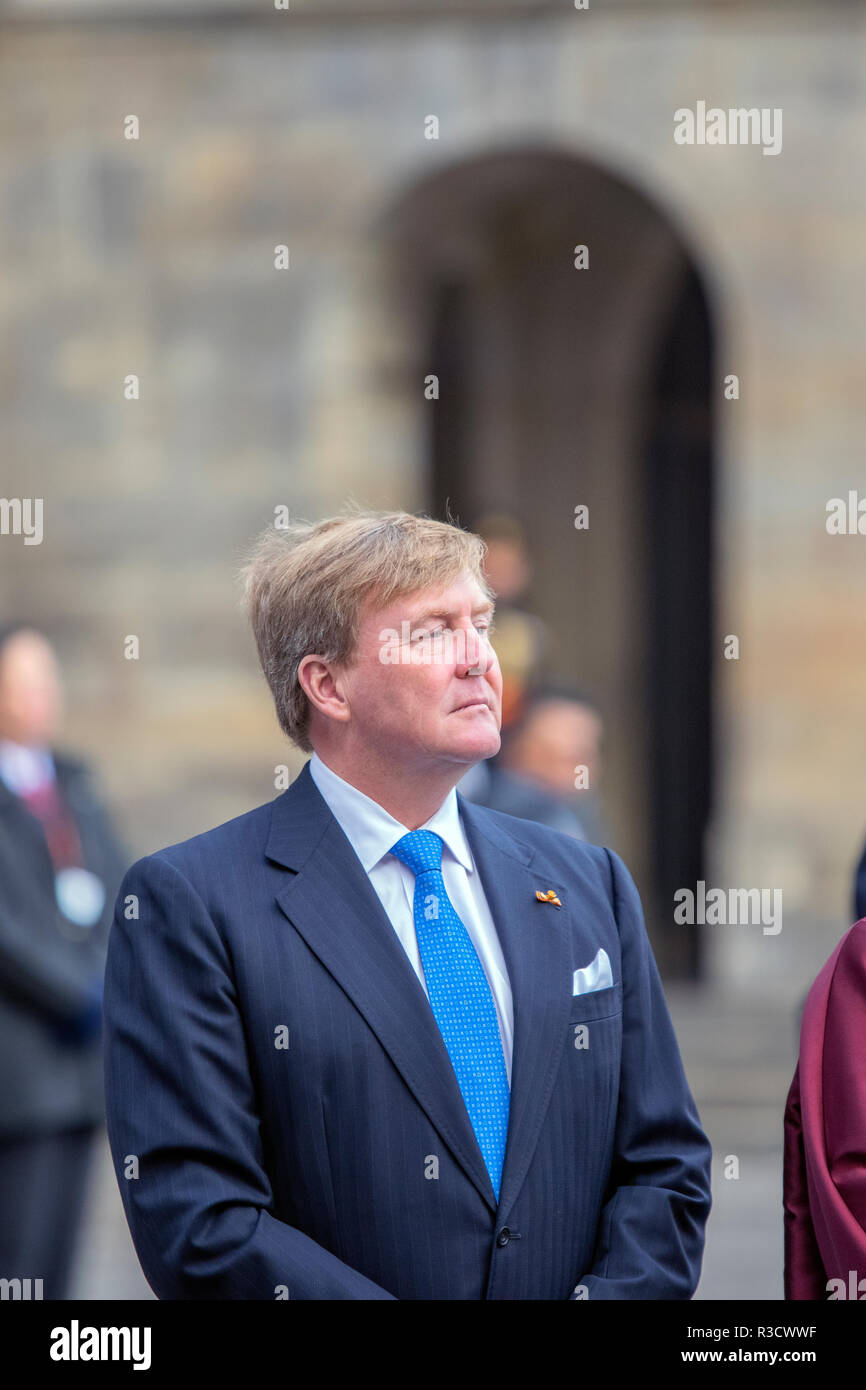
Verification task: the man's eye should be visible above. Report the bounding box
[411,623,490,641]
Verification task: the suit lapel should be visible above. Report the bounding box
[266,761,576,1224]
[267,762,499,1212]
[0,769,54,869]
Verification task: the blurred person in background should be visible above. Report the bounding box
[0,623,127,1299]
[473,513,551,733]
[783,918,866,1299]
[458,684,604,842]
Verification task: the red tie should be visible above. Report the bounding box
[19,778,85,872]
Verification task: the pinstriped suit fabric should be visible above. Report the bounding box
[103,760,712,1300]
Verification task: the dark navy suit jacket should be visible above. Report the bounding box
[103,759,712,1299]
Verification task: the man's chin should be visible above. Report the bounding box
[441,729,501,764]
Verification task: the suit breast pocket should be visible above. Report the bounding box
[568,980,622,1024]
[561,981,622,1165]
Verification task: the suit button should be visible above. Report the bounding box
[496,1227,511,1247]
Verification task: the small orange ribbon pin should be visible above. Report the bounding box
[535,888,562,907]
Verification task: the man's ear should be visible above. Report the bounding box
[298,654,351,726]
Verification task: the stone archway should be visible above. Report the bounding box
[382,146,716,978]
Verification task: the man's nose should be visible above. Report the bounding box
[455,625,489,676]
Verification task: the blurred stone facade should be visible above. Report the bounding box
[0,0,864,1002]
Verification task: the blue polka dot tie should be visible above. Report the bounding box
[389,828,510,1201]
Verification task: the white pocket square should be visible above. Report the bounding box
[572,948,613,996]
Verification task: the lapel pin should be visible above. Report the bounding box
[535,888,562,907]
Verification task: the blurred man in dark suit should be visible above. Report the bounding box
[0,624,127,1299]
[460,684,605,843]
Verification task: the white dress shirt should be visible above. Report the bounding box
[0,740,55,795]
[308,751,514,1086]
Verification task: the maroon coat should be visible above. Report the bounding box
[783,919,866,1299]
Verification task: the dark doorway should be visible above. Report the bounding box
[385,148,715,979]
[644,264,714,979]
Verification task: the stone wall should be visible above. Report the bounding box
[1,2,863,995]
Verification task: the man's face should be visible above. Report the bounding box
[0,630,63,746]
[334,571,503,772]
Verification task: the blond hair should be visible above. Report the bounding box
[240,509,491,752]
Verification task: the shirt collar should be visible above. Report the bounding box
[308,751,474,875]
[0,740,55,796]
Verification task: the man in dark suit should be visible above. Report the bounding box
[0,624,128,1298]
[103,510,712,1300]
